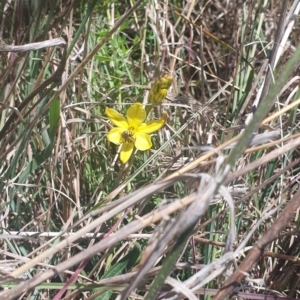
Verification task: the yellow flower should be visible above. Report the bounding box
[146,73,173,115]
[106,103,167,164]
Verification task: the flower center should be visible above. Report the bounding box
[121,130,135,144]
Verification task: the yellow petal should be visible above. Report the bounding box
[105,107,129,129]
[126,103,146,128]
[107,127,123,145]
[135,132,152,150]
[137,113,167,134]
[120,142,134,164]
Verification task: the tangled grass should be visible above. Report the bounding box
[0,0,300,299]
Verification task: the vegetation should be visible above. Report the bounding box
[0,0,299,299]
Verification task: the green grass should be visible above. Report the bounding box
[0,0,300,299]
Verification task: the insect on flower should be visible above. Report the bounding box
[106,103,167,164]
[121,131,135,144]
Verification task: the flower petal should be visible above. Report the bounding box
[135,132,152,150]
[120,142,134,164]
[137,113,167,134]
[126,103,146,128]
[107,127,123,145]
[105,107,129,129]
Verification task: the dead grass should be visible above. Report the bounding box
[0,0,299,299]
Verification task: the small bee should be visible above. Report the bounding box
[121,131,135,144]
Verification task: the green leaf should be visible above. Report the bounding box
[49,98,60,140]
[95,55,112,62]
[17,144,53,184]
[101,243,141,279]
[94,243,141,300]
[17,98,60,184]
